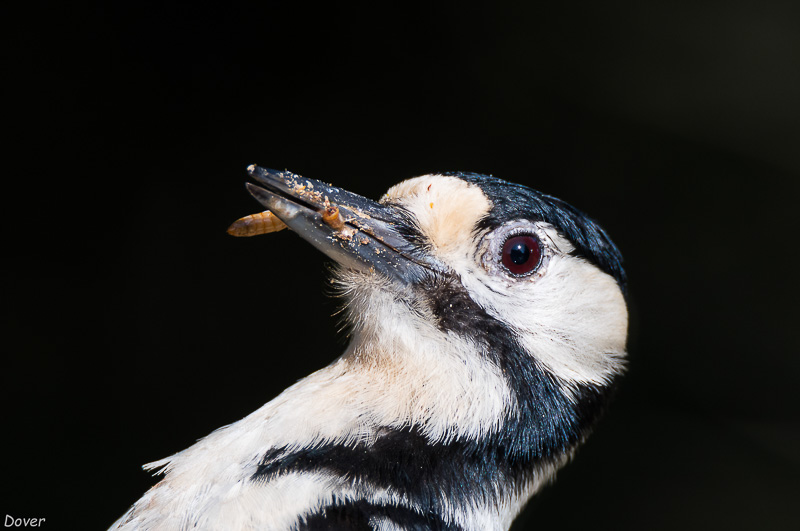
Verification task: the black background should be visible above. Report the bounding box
[4,1,799,529]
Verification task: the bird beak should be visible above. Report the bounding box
[245,165,437,282]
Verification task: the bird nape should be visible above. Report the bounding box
[111,166,628,531]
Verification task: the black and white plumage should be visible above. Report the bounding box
[111,167,628,530]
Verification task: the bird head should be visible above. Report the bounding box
[246,165,627,472]
[246,165,627,389]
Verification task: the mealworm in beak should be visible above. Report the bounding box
[227,210,288,237]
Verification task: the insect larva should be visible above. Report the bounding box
[227,210,287,237]
[321,205,345,230]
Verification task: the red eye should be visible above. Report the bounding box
[501,235,542,276]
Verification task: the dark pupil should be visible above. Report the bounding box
[501,234,541,275]
[508,242,531,265]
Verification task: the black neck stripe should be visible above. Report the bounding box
[253,274,612,517]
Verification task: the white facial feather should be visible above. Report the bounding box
[464,224,628,388]
[385,175,628,388]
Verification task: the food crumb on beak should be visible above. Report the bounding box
[322,205,345,230]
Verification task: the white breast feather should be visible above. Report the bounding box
[110,270,516,530]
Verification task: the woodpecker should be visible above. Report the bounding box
[111,166,628,530]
